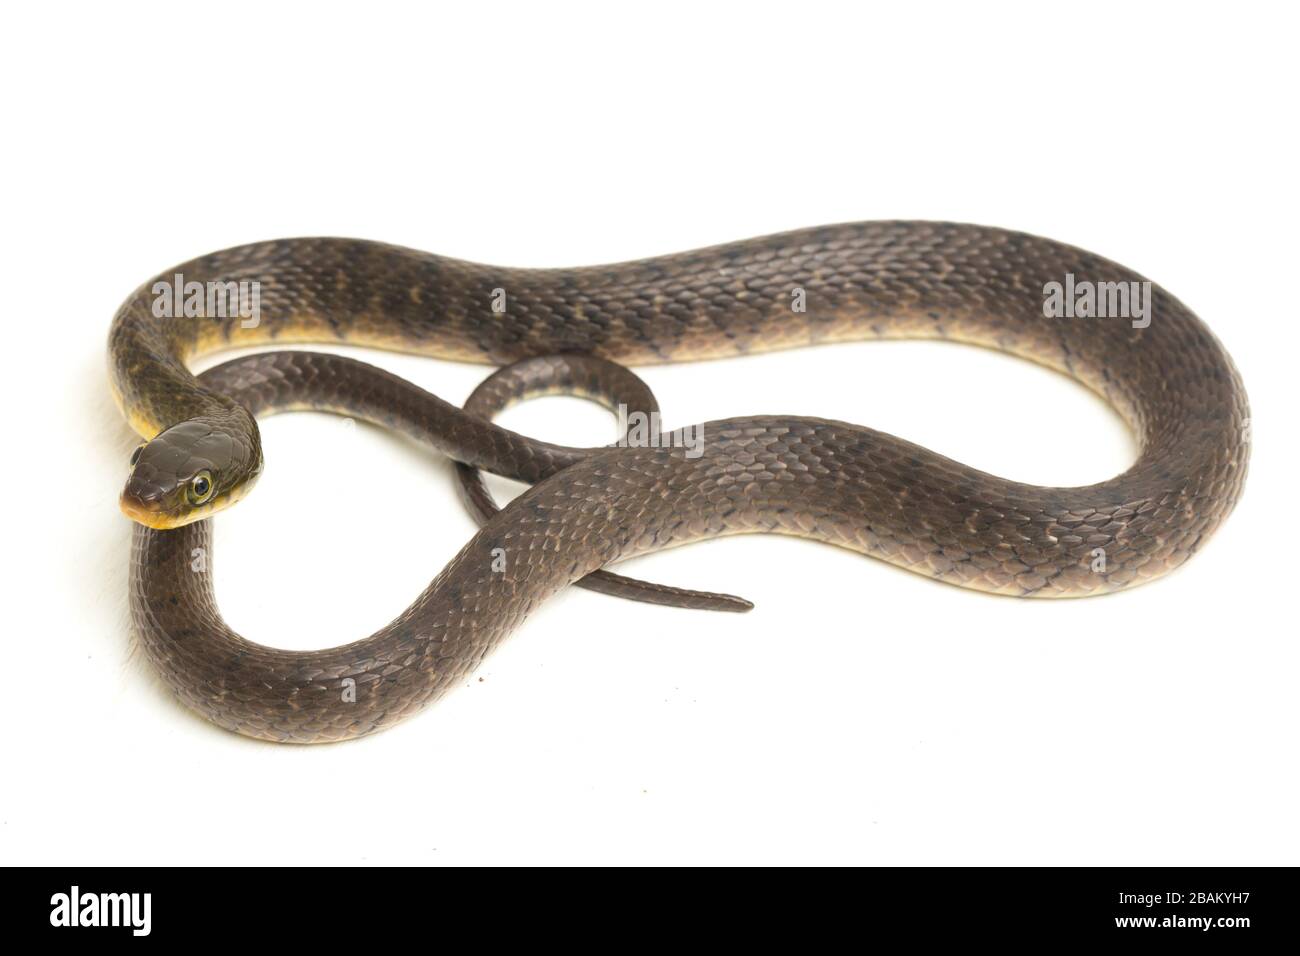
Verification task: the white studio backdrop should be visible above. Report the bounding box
[0,2,1294,865]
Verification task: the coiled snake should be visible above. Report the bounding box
[109,223,1250,742]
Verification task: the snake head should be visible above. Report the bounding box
[120,416,262,529]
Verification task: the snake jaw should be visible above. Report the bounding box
[119,481,255,529]
[119,490,189,529]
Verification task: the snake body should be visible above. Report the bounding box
[110,223,1250,742]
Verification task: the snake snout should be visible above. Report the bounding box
[122,473,170,505]
[119,470,180,527]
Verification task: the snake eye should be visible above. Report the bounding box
[187,471,214,505]
[130,443,145,466]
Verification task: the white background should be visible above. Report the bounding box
[2,2,1295,865]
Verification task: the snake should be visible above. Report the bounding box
[110,222,1250,743]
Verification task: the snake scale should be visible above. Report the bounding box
[109,222,1250,743]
